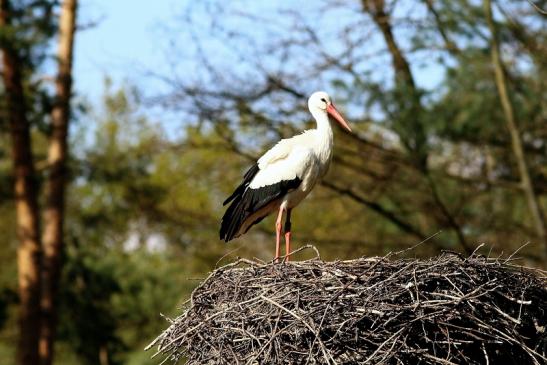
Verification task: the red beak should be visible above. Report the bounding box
[327,104,352,132]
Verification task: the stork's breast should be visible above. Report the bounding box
[284,161,321,208]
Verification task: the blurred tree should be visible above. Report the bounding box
[40,1,77,363]
[1,1,44,363]
[483,0,546,258]
[0,0,77,363]
[56,83,215,364]
[153,0,546,263]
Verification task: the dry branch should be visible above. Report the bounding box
[147,250,547,364]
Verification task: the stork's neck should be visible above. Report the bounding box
[311,109,334,162]
[311,109,333,138]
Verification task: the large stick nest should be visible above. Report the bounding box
[147,248,547,364]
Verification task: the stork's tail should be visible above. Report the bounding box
[220,164,259,242]
[220,196,246,242]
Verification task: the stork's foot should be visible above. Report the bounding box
[284,231,291,262]
[274,239,281,264]
[274,205,284,264]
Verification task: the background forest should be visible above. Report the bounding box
[0,0,546,364]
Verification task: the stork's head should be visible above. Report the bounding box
[308,91,352,132]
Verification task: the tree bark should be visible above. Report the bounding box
[483,0,547,258]
[1,1,42,364]
[39,1,77,364]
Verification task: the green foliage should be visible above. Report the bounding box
[57,243,125,365]
[0,0,57,134]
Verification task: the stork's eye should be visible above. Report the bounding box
[320,98,327,102]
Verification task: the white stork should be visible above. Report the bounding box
[220,91,352,261]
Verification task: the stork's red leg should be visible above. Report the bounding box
[274,206,284,263]
[284,209,292,262]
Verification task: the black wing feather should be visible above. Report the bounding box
[220,164,301,242]
[222,163,259,206]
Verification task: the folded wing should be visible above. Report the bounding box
[220,138,314,242]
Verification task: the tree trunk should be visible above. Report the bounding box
[362,0,415,87]
[1,1,42,364]
[362,0,471,253]
[361,0,426,168]
[483,0,547,258]
[39,1,78,364]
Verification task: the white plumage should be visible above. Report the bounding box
[220,91,352,261]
